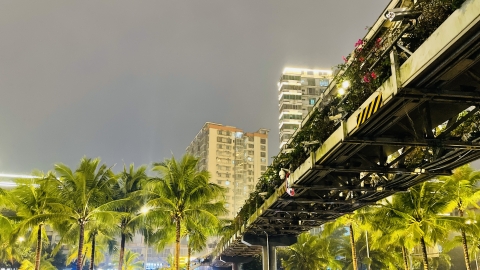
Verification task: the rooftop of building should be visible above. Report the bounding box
[187,122,269,149]
[282,67,332,75]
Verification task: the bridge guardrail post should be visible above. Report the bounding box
[390,48,401,95]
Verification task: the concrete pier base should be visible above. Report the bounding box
[242,233,297,270]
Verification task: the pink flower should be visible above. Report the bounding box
[354,39,363,48]
[342,56,348,63]
[363,74,370,83]
[371,72,377,79]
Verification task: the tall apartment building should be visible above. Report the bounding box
[278,67,333,149]
[186,122,269,219]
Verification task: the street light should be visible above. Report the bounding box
[384,8,422,22]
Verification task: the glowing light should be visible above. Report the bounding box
[466,219,477,224]
[342,80,350,88]
[0,182,17,188]
[141,206,150,214]
[18,236,25,242]
[338,88,345,95]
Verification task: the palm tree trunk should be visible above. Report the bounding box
[459,209,472,270]
[34,224,43,270]
[175,219,181,270]
[118,233,126,270]
[461,228,472,270]
[349,223,358,270]
[402,246,409,270]
[420,236,429,270]
[77,222,85,270]
[89,233,96,270]
[187,246,191,270]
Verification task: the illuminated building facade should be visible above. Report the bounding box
[278,67,332,149]
[186,122,269,219]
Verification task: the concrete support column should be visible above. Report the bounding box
[269,245,277,270]
[262,246,268,270]
[231,262,240,270]
[243,233,297,270]
[261,244,278,270]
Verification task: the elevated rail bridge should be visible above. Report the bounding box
[211,0,480,268]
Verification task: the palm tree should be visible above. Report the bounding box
[354,230,403,270]
[375,181,460,270]
[65,230,111,269]
[366,209,415,270]
[0,213,16,266]
[18,254,56,270]
[0,187,15,265]
[323,208,371,270]
[52,157,118,270]
[8,171,58,270]
[146,154,227,270]
[185,217,214,270]
[441,164,480,270]
[87,223,118,270]
[114,164,148,270]
[281,232,343,270]
[112,250,144,270]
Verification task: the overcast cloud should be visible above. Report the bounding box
[0,0,392,174]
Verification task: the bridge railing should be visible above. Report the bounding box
[214,0,478,257]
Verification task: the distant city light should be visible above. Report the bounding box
[0,181,17,188]
[0,173,39,179]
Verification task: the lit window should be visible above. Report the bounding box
[309,98,315,105]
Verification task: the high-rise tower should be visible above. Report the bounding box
[186,122,269,219]
[278,67,332,149]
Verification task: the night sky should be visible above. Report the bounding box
[0,0,395,174]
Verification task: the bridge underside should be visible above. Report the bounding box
[215,0,480,262]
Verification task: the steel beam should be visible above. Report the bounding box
[258,216,332,222]
[266,208,352,215]
[278,198,358,204]
[312,164,452,175]
[344,137,480,150]
[400,88,480,102]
